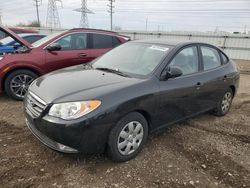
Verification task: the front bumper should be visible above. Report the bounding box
[24,110,113,154]
[25,118,78,153]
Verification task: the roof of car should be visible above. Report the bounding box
[69,28,118,34]
[68,28,130,39]
[131,39,206,47]
[8,27,38,34]
[18,33,46,37]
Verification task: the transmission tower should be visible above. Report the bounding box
[107,0,115,30]
[33,0,42,26]
[73,0,93,28]
[46,0,62,28]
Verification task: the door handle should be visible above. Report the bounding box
[223,75,227,82]
[195,82,203,90]
[79,53,87,57]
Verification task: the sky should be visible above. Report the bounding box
[1,0,250,33]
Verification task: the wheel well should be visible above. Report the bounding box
[1,67,40,91]
[135,109,153,132]
[104,109,153,153]
[230,85,235,97]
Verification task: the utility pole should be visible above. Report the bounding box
[145,17,148,31]
[33,0,42,26]
[214,26,219,33]
[73,0,93,28]
[107,0,115,30]
[46,0,62,28]
[0,9,2,25]
[243,25,247,34]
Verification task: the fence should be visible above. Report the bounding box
[119,31,250,60]
[35,27,250,60]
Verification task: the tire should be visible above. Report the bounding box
[213,88,233,117]
[4,69,38,101]
[107,112,148,162]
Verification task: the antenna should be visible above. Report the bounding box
[46,0,62,28]
[73,0,93,28]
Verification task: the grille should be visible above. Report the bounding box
[25,92,46,118]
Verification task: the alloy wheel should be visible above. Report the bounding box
[10,74,34,98]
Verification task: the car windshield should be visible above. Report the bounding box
[92,42,170,77]
[32,31,64,48]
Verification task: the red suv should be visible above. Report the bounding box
[0,27,129,100]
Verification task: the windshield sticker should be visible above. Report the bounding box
[149,45,169,52]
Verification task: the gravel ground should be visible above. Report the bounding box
[0,74,250,188]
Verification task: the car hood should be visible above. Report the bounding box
[0,26,32,49]
[29,65,143,103]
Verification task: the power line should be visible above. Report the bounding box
[97,0,250,3]
[110,0,250,2]
[73,0,93,28]
[33,0,42,26]
[92,9,250,13]
[46,0,62,28]
[107,0,115,30]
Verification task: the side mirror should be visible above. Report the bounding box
[46,43,62,51]
[161,66,183,80]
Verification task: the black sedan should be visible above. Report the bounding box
[24,40,239,162]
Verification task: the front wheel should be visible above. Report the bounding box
[4,69,38,100]
[107,112,148,162]
[213,88,233,116]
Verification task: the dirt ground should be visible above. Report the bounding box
[0,74,250,188]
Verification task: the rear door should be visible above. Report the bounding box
[198,45,228,108]
[44,32,92,72]
[157,45,206,127]
[89,33,122,60]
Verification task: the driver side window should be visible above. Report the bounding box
[52,33,87,50]
[169,46,199,75]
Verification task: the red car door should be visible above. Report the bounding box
[44,32,92,72]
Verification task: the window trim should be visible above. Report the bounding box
[199,44,222,71]
[162,44,201,78]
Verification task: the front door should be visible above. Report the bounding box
[45,32,92,72]
[157,45,204,127]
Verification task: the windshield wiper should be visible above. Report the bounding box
[95,67,130,77]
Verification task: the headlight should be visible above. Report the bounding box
[48,100,101,120]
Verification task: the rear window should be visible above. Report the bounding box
[92,34,121,49]
[24,36,44,44]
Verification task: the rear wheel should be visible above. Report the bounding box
[108,112,148,162]
[4,69,37,100]
[213,88,233,116]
